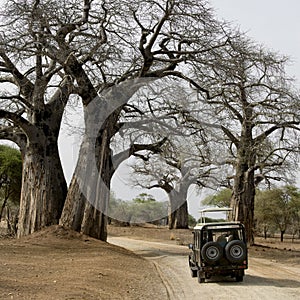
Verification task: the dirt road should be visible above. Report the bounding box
[108,236,300,300]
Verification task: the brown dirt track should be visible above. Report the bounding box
[0,225,300,299]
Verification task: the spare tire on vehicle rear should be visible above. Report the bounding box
[201,242,223,264]
[225,240,246,263]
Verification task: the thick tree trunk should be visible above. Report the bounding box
[230,138,256,245]
[168,189,189,229]
[60,95,114,241]
[231,169,256,245]
[264,226,268,239]
[60,130,111,241]
[60,80,153,240]
[17,141,67,237]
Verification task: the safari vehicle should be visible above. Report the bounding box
[188,208,248,283]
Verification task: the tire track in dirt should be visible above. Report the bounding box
[151,261,173,300]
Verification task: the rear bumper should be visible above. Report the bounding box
[200,264,247,275]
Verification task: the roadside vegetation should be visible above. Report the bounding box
[0,144,22,235]
[203,186,300,242]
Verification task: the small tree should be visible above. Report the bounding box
[0,144,22,234]
[131,193,168,225]
[255,186,300,242]
[284,186,300,240]
[109,192,167,225]
[202,188,232,208]
[109,192,132,226]
[255,189,278,239]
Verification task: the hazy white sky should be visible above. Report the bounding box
[210,0,300,86]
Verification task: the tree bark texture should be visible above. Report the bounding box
[60,94,117,241]
[280,230,285,242]
[168,189,189,229]
[60,80,154,241]
[60,129,111,241]
[230,116,256,245]
[231,165,255,245]
[17,140,67,237]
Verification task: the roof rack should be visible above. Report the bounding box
[198,207,233,225]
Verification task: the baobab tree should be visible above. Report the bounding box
[0,0,230,239]
[191,37,300,244]
[0,0,76,236]
[58,0,230,240]
[111,79,222,229]
[131,138,215,229]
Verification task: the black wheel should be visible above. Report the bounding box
[190,268,197,278]
[197,270,205,283]
[236,270,244,282]
[225,240,246,263]
[201,242,223,264]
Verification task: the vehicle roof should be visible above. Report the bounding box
[193,221,243,230]
[198,207,233,213]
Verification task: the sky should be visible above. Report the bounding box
[58,1,300,219]
[209,0,300,86]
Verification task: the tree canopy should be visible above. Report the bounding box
[0,144,22,234]
[0,144,22,206]
[255,186,300,241]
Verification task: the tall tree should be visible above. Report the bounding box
[191,37,300,244]
[130,130,215,229]
[0,0,230,240]
[0,0,78,236]
[58,0,229,240]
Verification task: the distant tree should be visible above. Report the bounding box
[109,192,132,226]
[131,133,215,229]
[131,193,167,225]
[132,193,156,204]
[283,186,300,240]
[109,193,168,226]
[0,144,22,234]
[202,188,232,208]
[255,186,300,242]
[255,189,279,239]
[188,214,197,227]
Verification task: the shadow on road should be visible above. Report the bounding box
[214,274,300,288]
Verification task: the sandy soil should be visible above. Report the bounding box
[0,225,299,299]
[0,226,167,300]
